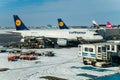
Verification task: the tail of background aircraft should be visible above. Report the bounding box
[106,21,114,29]
[13,15,29,30]
[92,20,99,28]
[47,24,52,28]
[58,18,69,29]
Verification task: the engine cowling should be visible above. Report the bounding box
[57,39,68,46]
[20,38,25,42]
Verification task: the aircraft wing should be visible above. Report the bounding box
[6,31,21,35]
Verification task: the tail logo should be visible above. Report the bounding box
[59,22,64,27]
[16,19,21,27]
[108,25,112,28]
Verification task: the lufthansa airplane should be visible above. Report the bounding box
[12,15,103,46]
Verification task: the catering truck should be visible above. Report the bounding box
[78,42,120,67]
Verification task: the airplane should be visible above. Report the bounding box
[12,15,103,46]
[106,21,114,29]
[57,19,99,29]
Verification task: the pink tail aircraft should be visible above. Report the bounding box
[106,21,114,29]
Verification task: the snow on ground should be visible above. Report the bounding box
[0,47,119,80]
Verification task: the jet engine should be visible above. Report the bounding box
[57,39,68,46]
[20,38,25,42]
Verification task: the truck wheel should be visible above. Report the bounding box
[91,62,96,66]
[83,61,88,65]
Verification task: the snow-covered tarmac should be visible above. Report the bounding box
[0,48,119,80]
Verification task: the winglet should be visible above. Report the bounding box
[58,18,69,29]
[13,15,29,30]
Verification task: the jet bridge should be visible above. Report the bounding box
[96,28,120,40]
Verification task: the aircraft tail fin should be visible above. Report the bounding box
[13,15,29,30]
[58,18,69,29]
[92,20,99,27]
[107,21,114,29]
[91,20,99,29]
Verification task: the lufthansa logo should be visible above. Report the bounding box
[16,19,21,27]
[59,22,64,27]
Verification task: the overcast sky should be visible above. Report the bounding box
[0,0,120,27]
